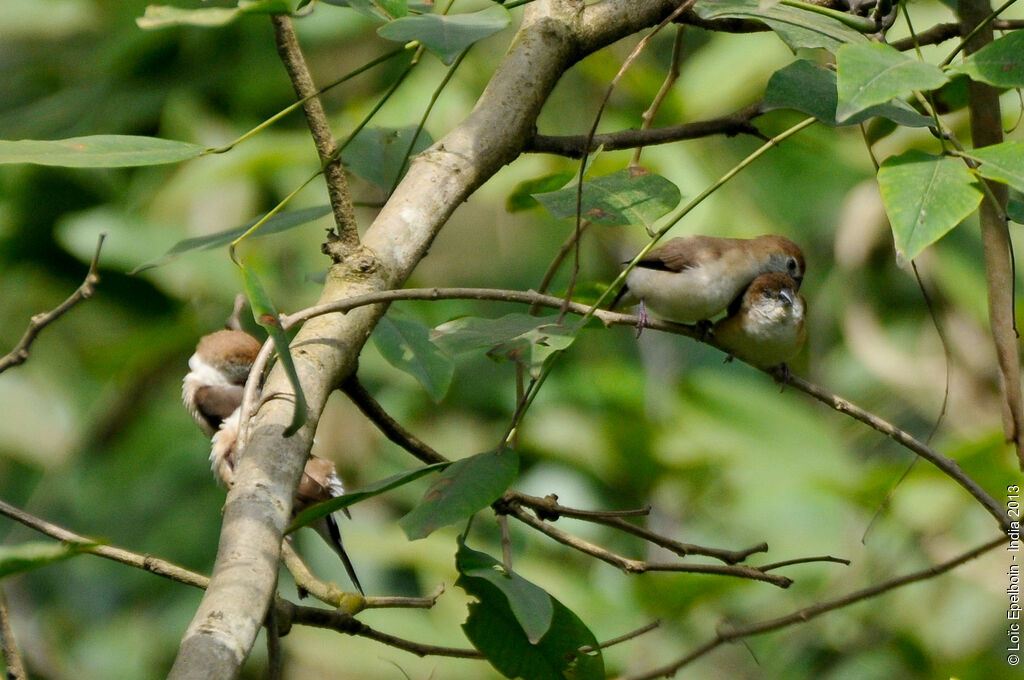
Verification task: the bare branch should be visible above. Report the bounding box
[0,498,209,591]
[505,505,794,588]
[622,535,1007,679]
[0,585,27,680]
[526,103,764,157]
[270,14,359,251]
[0,233,104,374]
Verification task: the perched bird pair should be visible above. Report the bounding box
[612,234,807,369]
[182,329,363,594]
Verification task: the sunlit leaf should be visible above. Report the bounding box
[533,168,680,229]
[0,541,94,579]
[137,1,290,29]
[131,205,332,273]
[378,5,511,64]
[239,266,308,436]
[456,540,554,644]
[373,314,453,402]
[342,126,434,190]
[836,42,948,122]
[948,30,1024,88]
[0,135,204,167]
[458,541,603,679]
[695,0,869,52]
[969,142,1024,193]
[878,151,982,262]
[399,447,518,540]
[289,462,450,533]
[764,59,932,127]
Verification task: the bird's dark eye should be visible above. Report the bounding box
[787,258,797,272]
[762,288,773,299]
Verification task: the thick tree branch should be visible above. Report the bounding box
[957,0,1024,470]
[169,2,688,677]
[0,234,104,374]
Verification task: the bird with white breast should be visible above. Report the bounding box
[611,234,805,325]
[182,328,363,594]
[711,272,807,370]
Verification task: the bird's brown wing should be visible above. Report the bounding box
[636,236,729,272]
[193,384,244,431]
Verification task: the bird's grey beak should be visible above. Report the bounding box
[779,288,795,307]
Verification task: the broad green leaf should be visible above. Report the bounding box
[322,0,410,21]
[137,1,290,29]
[764,60,932,127]
[533,168,681,229]
[836,42,948,122]
[878,151,982,262]
[239,266,308,436]
[0,541,94,579]
[432,314,579,379]
[399,447,519,540]
[378,5,511,64]
[458,545,603,679]
[373,314,453,402]
[341,126,434,191]
[695,0,869,52]
[456,540,554,644]
[506,172,575,213]
[969,142,1024,193]
[948,30,1024,88]
[131,205,332,273]
[288,462,450,533]
[0,135,204,167]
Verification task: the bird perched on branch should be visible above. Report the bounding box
[611,234,805,326]
[712,272,807,370]
[182,329,363,594]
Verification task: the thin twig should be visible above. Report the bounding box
[631,24,686,167]
[757,555,851,572]
[506,506,793,588]
[283,602,483,658]
[587,621,661,653]
[0,498,209,590]
[270,14,359,250]
[622,535,1007,679]
[526,102,763,157]
[0,233,105,374]
[0,585,27,680]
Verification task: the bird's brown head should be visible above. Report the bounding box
[195,330,262,384]
[756,235,805,287]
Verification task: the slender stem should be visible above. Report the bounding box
[0,586,27,680]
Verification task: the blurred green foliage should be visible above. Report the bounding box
[0,1,1021,679]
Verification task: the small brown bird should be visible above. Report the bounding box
[712,272,807,369]
[183,329,363,594]
[611,234,805,324]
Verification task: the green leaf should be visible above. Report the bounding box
[131,205,332,273]
[323,0,409,21]
[341,126,434,191]
[694,0,869,52]
[1008,197,1024,224]
[969,142,1024,193]
[836,42,948,122]
[948,30,1024,88]
[373,314,454,402]
[0,135,205,167]
[763,60,932,128]
[137,1,290,29]
[878,151,982,262]
[458,543,603,679]
[239,266,308,436]
[399,447,519,540]
[456,540,554,644]
[0,541,94,579]
[377,5,511,64]
[432,314,579,379]
[288,462,450,533]
[506,172,575,213]
[533,168,681,229]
